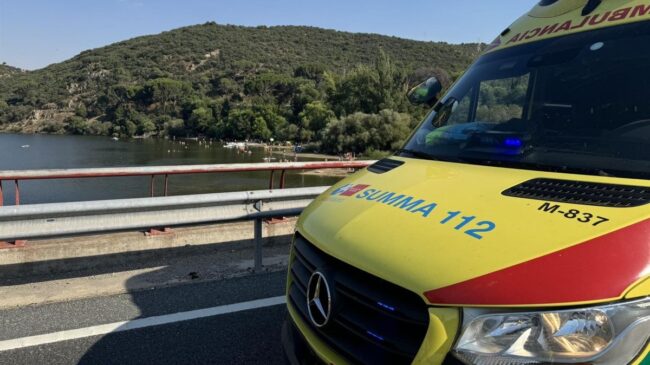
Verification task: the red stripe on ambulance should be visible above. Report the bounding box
[424,219,650,305]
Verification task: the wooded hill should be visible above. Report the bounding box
[0,23,481,155]
[0,64,22,77]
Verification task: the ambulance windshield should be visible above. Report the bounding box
[401,21,650,179]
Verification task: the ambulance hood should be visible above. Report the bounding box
[297,158,650,307]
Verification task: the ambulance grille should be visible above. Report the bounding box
[288,234,429,365]
[367,159,405,174]
[503,178,650,207]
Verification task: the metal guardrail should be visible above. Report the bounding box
[0,161,376,270]
[0,187,327,238]
[0,161,374,206]
[0,186,331,271]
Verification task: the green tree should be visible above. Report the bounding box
[65,116,88,135]
[0,100,9,124]
[141,78,192,114]
[136,114,156,135]
[12,81,39,106]
[253,117,272,141]
[86,120,112,136]
[291,82,320,115]
[252,103,288,134]
[321,109,412,155]
[277,123,300,143]
[165,118,186,137]
[375,49,400,111]
[329,65,381,116]
[226,105,273,141]
[188,107,214,132]
[294,64,326,82]
[74,104,88,118]
[299,101,335,137]
[212,77,242,96]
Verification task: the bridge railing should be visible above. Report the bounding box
[0,161,374,206]
[0,187,327,240]
[0,186,331,271]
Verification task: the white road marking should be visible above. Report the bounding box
[0,296,286,352]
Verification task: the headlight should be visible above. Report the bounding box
[453,297,650,364]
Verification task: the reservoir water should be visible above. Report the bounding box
[0,134,342,205]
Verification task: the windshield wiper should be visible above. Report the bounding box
[397,149,471,164]
[400,148,571,172]
[455,155,560,172]
[396,149,441,161]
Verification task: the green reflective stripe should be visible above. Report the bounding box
[641,354,650,365]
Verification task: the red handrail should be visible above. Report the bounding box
[0,161,374,206]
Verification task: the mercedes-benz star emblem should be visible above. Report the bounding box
[307,271,332,328]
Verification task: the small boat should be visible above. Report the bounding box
[112,137,119,141]
[21,145,30,148]
[223,142,245,149]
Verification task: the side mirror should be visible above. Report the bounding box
[407,77,443,106]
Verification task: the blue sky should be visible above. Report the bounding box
[0,0,534,70]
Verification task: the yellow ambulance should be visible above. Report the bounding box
[282,1,650,364]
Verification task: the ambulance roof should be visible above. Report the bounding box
[486,0,650,53]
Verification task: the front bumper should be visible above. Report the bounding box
[283,301,463,365]
[283,307,650,365]
[281,314,324,365]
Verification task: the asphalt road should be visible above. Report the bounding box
[0,271,289,365]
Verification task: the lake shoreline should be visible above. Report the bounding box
[0,133,344,204]
[0,132,365,178]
